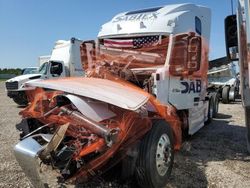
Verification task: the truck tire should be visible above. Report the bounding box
[212,93,219,118]
[222,86,230,104]
[12,92,28,106]
[207,98,214,123]
[135,119,174,188]
[229,86,236,102]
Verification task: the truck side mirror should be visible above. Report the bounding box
[50,62,63,76]
[225,15,238,60]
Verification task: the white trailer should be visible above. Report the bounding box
[5,38,84,105]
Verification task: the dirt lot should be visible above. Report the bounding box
[0,81,250,188]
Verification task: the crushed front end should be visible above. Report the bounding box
[14,80,157,186]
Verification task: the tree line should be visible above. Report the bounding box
[0,68,22,75]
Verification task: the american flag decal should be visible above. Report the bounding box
[103,36,160,48]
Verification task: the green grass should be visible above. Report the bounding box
[0,79,7,82]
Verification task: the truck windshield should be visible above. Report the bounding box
[38,62,48,75]
[99,36,169,68]
[22,67,38,75]
[81,35,169,71]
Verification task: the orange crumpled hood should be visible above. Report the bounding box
[26,77,150,111]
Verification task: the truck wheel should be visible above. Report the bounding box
[212,93,219,118]
[207,98,214,123]
[229,86,236,102]
[12,92,28,106]
[222,86,230,104]
[135,119,174,188]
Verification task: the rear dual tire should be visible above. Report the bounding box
[222,86,236,104]
[212,93,219,118]
[207,93,219,123]
[222,86,230,104]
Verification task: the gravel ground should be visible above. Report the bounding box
[0,81,250,188]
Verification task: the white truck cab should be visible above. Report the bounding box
[5,38,84,105]
[97,3,216,135]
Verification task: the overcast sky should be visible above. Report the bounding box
[0,0,234,68]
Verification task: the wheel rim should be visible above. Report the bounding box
[156,133,171,176]
[229,89,235,101]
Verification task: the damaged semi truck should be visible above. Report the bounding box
[13,4,219,188]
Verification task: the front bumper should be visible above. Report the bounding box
[14,134,59,188]
[7,91,19,98]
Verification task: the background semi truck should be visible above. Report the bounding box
[224,0,250,152]
[5,38,84,105]
[13,4,219,188]
[208,57,240,103]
